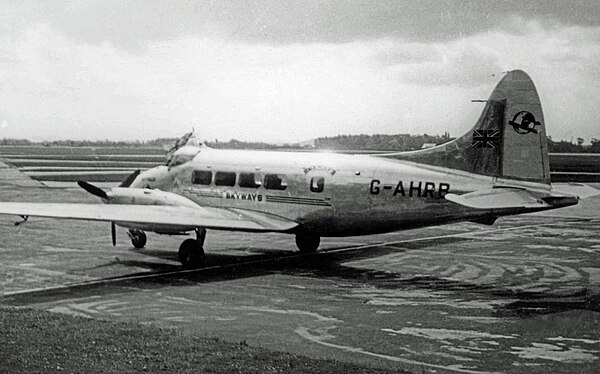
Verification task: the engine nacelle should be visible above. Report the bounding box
[105,188,200,209]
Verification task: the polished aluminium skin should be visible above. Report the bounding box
[0,70,592,267]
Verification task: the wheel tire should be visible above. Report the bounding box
[295,233,320,253]
[130,230,147,249]
[178,238,205,268]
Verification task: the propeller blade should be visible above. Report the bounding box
[119,169,141,188]
[77,181,108,199]
[111,222,116,246]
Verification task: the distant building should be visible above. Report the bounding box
[421,143,437,149]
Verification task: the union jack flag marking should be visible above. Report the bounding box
[472,130,500,149]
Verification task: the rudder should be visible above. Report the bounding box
[493,70,550,184]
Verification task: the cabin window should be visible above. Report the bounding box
[310,177,325,193]
[264,174,287,190]
[215,171,236,187]
[239,172,261,188]
[192,170,212,185]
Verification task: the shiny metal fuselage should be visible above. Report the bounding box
[131,148,513,236]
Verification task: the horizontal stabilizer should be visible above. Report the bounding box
[551,183,600,200]
[445,188,549,210]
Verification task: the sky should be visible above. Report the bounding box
[0,0,599,143]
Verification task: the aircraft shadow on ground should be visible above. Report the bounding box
[3,239,599,318]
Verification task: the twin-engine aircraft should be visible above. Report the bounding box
[0,70,597,267]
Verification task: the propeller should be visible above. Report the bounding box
[77,180,108,199]
[111,222,116,246]
[119,169,141,188]
[78,170,140,247]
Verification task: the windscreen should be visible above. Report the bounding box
[167,146,200,168]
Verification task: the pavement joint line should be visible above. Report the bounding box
[0,219,586,298]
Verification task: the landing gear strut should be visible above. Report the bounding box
[295,232,320,253]
[179,228,206,268]
[128,229,147,249]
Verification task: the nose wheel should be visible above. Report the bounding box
[128,229,147,249]
[179,228,206,268]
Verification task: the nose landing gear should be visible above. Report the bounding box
[179,228,206,268]
[128,229,147,249]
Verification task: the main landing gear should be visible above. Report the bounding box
[127,228,316,268]
[128,229,147,249]
[178,228,206,268]
[295,232,320,253]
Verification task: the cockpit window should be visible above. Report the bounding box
[167,146,200,168]
[192,170,212,185]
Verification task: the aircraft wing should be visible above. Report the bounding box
[0,203,298,233]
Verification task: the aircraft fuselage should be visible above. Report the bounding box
[131,148,504,237]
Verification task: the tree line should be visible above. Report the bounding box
[547,137,600,153]
[1,134,599,153]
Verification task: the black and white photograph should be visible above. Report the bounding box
[1,1,599,373]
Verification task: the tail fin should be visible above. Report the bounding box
[384,70,551,185]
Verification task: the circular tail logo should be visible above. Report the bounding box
[509,111,541,134]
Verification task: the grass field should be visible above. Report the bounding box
[0,145,598,183]
[0,307,409,374]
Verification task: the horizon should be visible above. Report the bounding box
[0,132,597,147]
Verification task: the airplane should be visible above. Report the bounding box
[0,70,597,268]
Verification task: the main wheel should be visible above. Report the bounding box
[129,229,147,249]
[295,233,320,253]
[178,238,205,268]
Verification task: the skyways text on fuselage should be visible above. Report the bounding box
[370,180,450,198]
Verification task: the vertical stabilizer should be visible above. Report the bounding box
[492,70,550,184]
[382,70,550,185]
